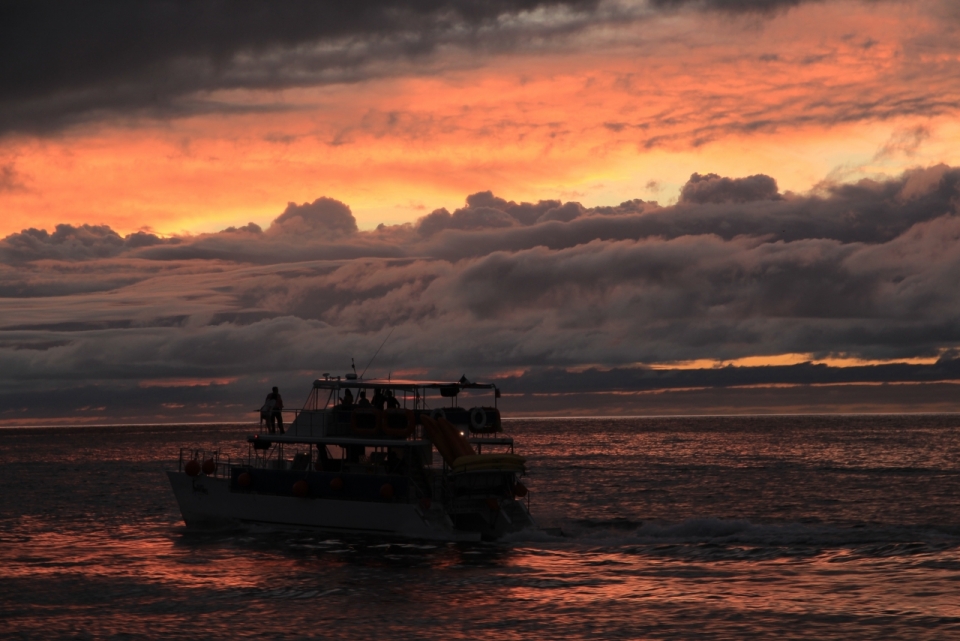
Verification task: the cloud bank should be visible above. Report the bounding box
[1,165,958,422]
[0,0,867,136]
[0,0,612,135]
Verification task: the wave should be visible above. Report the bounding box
[548,516,960,557]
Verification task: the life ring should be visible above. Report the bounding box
[468,406,502,433]
[469,407,487,431]
[381,409,415,438]
[351,408,380,436]
[430,408,446,422]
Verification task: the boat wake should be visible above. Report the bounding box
[541,516,960,560]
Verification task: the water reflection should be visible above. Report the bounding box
[3,417,960,638]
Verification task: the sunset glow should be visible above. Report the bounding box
[4,1,960,237]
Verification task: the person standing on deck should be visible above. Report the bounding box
[357,390,371,407]
[267,386,284,434]
[260,393,275,433]
[385,390,400,409]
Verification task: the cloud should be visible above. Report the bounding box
[0,224,173,264]
[413,167,960,266]
[1,0,900,139]
[679,172,781,204]
[417,206,519,236]
[647,0,815,13]
[0,163,24,191]
[269,198,358,237]
[537,201,587,223]
[417,191,620,237]
[220,223,263,235]
[496,356,960,394]
[0,0,606,135]
[17,162,955,270]
[1,165,959,420]
[874,125,931,160]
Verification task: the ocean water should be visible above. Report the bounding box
[2,415,960,639]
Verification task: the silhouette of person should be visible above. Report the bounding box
[385,390,400,409]
[266,386,284,434]
[357,390,371,407]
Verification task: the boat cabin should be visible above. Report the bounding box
[285,376,504,439]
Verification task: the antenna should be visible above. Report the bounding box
[360,328,395,380]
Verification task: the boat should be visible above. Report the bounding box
[167,374,537,541]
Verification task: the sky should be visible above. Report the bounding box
[2,0,959,424]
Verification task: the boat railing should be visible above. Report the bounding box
[247,440,292,470]
[177,447,232,479]
[467,435,515,454]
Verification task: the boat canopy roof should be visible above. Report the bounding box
[248,434,433,447]
[312,377,496,391]
[247,434,514,447]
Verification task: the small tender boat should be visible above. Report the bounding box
[167,375,536,541]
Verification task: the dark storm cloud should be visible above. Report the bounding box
[0,0,601,135]
[1,0,895,138]
[2,165,960,421]
[438,214,960,363]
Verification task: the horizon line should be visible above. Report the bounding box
[2,411,959,430]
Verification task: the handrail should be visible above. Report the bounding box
[177,447,228,478]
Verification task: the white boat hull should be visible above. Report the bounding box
[167,471,483,541]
